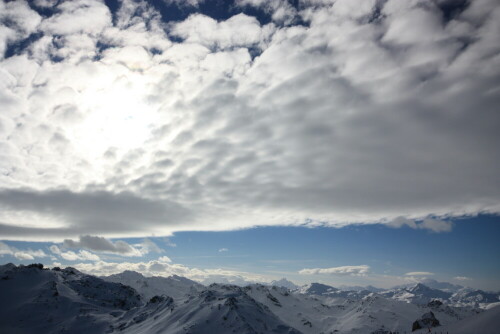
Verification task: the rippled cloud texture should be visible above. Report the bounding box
[0,0,499,241]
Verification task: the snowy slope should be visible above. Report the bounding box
[103,270,204,301]
[0,264,141,334]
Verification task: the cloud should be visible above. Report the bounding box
[50,245,100,261]
[0,0,42,59]
[419,218,453,233]
[0,189,192,240]
[157,256,172,263]
[163,238,177,248]
[0,0,499,240]
[218,248,229,252]
[236,0,297,25]
[299,265,370,276]
[388,217,453,233]
[135,238,164,255]
[164,0,205,7]
[405,271,434,276]
[171,13,275,50]
[0,241,48,261]
[39,0,111,36]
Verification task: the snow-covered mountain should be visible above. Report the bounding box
[381,283,453,304]
[246,284,479,334]
[0,263,142,334]
[270,278,299,290]
[103,270,204,300]
[114,284,303,334]
[339,284,385,293]
[299,282,375,300]
[417,278,464,293]
[450,288,500,307]
[393,278,464,293]
[1,264,498,334]
[380,282,500,308]
[298,282,339,295]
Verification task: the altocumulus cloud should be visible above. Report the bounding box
[0,0,499,241]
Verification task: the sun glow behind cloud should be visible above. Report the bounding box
[75,76,159,158]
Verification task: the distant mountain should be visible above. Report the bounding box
[409,283,453,299]
[451,288,500,306]
[391,279,463,293]
[382,282,500,308]
[381,283,452,305]
[103,270,203,300]
[270,278,299,290]
[200,275,256,286]
[339,284,385,293]
[418,278,464,293]
[298,282,339,296]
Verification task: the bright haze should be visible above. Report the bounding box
[0,0,499,290]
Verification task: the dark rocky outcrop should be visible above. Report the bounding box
[412,311,440,331]
[427,299,443,308]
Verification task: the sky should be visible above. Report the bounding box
[0,0,499,290]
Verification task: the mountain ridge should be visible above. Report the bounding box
[1,264,498,334]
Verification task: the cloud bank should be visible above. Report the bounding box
[65,256,267,283]
[0,0,499,240]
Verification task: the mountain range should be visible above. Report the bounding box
[1,263,499,334]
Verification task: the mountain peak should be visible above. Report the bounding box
[108,270,145,281]
[270,278,299,290]
[411,282,430,291]
[300,282,339,295]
